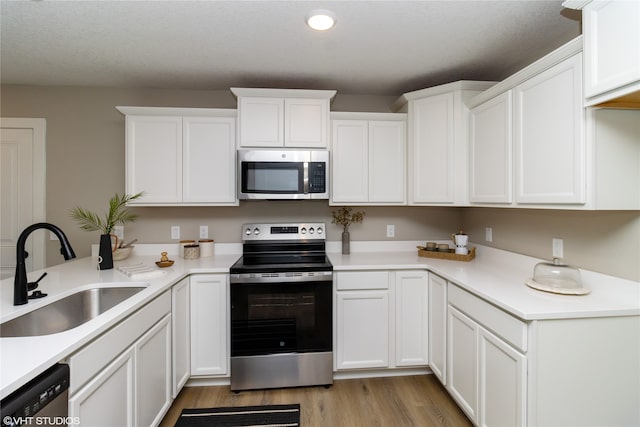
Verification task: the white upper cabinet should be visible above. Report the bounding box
[564,0,640,106]
[469,35,640,210]
[125,115,183,204]
[237,97,283,147]
[514,53,585,204]
[469,91,513,204]
[331,113,406,205]
[232,88,336,148]
[118,107,237,206]
[394,81,495,206]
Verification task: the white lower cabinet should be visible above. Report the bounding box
[69,347,135,427]
[479,327,526,427]
[135,316,172,427]
[335,271,389,369]
[190,274,228,376]
[447,284,526,427]
[68,291,172,427]
[171,278,190,397]
[334,270,428,372]
[447,305,479,423]
[395,270,428,367]
[428,273,447,385]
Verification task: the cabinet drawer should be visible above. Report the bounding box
[336,271,389,290]
[68,291,171,393]
[448,284,527,352]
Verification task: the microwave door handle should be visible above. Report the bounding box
[303,162,310,193]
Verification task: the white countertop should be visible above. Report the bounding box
[1,242,638,399]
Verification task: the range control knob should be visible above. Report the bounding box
[309,227,315,234]
[301,227,307,234]
[245,228,252,236]
[317,227,323,234]
[253,227,260,235]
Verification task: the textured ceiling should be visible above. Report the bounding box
[0,0,582,96]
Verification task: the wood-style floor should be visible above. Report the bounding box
[159,374,473,427]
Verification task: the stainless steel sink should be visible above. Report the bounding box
[0,286,146,337]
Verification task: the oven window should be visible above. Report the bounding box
[242,162,303,193]
[231,281,332,357]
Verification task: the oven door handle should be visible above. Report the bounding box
[230,272,332,284]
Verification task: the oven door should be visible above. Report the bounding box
[231,276,332,357]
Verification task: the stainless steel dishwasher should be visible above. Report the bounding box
[1,364,70,426]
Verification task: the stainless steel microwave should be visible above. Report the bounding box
[238,149,329,200]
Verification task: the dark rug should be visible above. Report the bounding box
[174,403,301,427]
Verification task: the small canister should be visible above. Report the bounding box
[180,240,195,258]
[198,239,214,258]
[184,244,200,260]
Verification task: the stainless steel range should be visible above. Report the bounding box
[229,223,333,391]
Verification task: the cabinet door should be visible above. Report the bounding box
[583,0,640,100]
[479,328,526,427]
[190,274,228,376]
[470,92,513,204]
[238,97,284,147]
[369,121,406,203]
[514,54,585,204]
[183,116,236,203]
[395,271,428,367]
[285,98,328,148]
[171,278,190,397]
[136,315,172,427]
[335,290,389,370]
[428,273,447,384]
[69,347,135,427]
[409,93,454,203]
[126,115,182,203]
[447,305,479,424]
[331,120,369,203]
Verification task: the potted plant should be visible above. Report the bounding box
[331,207,365,254]
[69,192,143,269]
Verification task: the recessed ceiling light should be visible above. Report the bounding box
[306,9,336,31]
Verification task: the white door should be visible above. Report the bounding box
[447,305,479,424]
[369,121,406,203]
[0,118,46,279]
[409,93,455,203]
[394,270,428,367]
[479,327,526,427]
[469,92,513,204]
[190,274,228,376]
[331,120,368,203]
[182,116,236,203]
[335,290,389,370]
[428,273,447,384]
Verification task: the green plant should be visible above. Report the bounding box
[331,207,365,232]
[69,192,144,235]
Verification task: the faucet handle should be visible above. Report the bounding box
[27,271,47,291]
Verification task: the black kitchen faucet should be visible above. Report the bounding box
[13,223,76,305]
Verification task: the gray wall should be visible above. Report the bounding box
[2,84,639,281]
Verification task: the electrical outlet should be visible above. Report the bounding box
[171,226,180,240]
[113,226,124,242]
[199,225,209,239]
[485,227,493,242]
[386,224,395,238]
[552,238,564,258]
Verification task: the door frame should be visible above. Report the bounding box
[0,117,46,271]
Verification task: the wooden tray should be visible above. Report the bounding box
[417,246,476,262]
